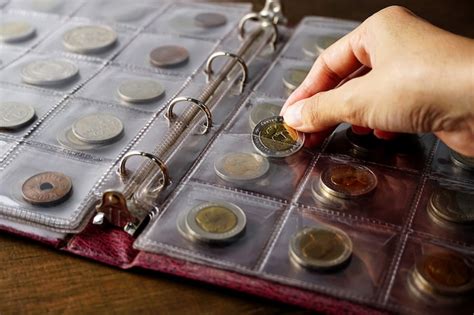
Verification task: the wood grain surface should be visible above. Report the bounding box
[1,1,472,314]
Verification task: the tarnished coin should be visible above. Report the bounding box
[214,152,270,182]
[57,127,100,151]
[450,150,474,171]
[320,164,377,199]
[249,102,282,130]
[302,35,339,58]
[428,188,474,225]
[411,252,474,297]
[282,68,309,91]
[0,21,36,43]
[252,116,305,158]
[21,59,79,86]
[149,45,189,68]
[345,128,379,155]
[62,25,117,54]
[289,226,352,271]
[117,79,165,103]
[194,12,227,28]
[0,101,36,130]
[184,202,246,244]
[72,114,124,145]
[22,171,72,206]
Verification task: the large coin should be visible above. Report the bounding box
[117,79,165,103]
[289,226,352,271]
[252,116,305,158]
[149,45,189,68]
[0,101,36,130]
[282,68,309,91]
[411,252,474,297]
[0,21,36,43]
[72,114,124,144]
[427,188,474,225]
[62,25,117,54]
[450,150,474,171]
[183,202,246,244]
[57,127,100,151]
[22,171,72,206]
[320,164,377,199]
[214,152,270,182]
[302,35,339,58]
[249,102,282,130]
[21,59,79,86]
[194,12,227,28]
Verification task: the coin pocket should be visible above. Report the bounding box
[5,0,84,16]
[134,181,286,269]
[430,141,474,184]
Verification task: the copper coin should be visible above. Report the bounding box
[149,45,189,68]
[22,171,72,206]
[428,188,474,224]
[320,164,377,199]
[194,12,227,28]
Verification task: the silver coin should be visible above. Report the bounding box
[117,79,165,103]
[0,101,36,130]
[149,45,189,68]
[57,127,101,151]
[302,35,339,58]
[62,25,117,54]
[450,150,474,171]
[20,59,79,86]
[194,12,227,28]
[214,152,270,182]
[72,113,124,144]
[249,102,282,130]
[0,21,36,43]
[184,201,246,244]
[282,68,310,91]
[428,188,474,225]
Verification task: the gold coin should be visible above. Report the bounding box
[320,164,377,199]
[195,205,238,234]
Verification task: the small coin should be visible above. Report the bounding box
[0,21,36,43]
[194,12,227,28]
[57,127,101,151]
[22,171,72,206]
[21,59,79,86]
[252,116,305,158]
[214,152,270,182]
[249,102,282,130]
[302,35,339,58]
[149,45,189,68]
[289,226,352,271]
[450,150,474,171]
[0,101,36,130]
[117,79,165,103]
[72,114,124,145]
[412,252,474,297]
[62,25,117,54]
[428,188,474,225]
[320,164,377,199]
[184,202,246,243]
[282,68,309,91]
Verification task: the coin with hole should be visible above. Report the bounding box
[22,171,72,206]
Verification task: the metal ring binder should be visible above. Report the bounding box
[119,150,170,188]
[165,97,212,135]
[238,13,279,50]
[205,51,248,93]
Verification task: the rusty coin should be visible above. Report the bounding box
[22,171,72,206]
[320,164,377,199]
[149,45,189,68]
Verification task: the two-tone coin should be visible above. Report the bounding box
[319,164,377,199]
[302,35,339,58]
[178,201,246,244]
[289,226,353,271]
[450,150,474,171]
[252,116,305,158]
[282,68,309,91]
[20,59,79,86]
[194,12,227,28]
[149,45,189,68]
[117,79,165,103]
[62,25,117,54]
[214,152,270,182]
[72,113,124,145]
[427,188,474,225]
[0,21,36,43]
[0,101,36,130]
[249,102,282,130]
[22,171,72,206]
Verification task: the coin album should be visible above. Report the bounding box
[0,1,473,314]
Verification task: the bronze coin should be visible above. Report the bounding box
[194,12,227,28]
[22,171,72,206]
[320,164,377,199]
[428,188,474,224]
[149,45,189,68]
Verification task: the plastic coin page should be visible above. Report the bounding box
[5,0,84,16]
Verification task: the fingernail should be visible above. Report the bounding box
[374,130,398,140]
[351,125,372,135]
[283,101,303,128]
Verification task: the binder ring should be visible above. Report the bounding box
[205,51,248,94]
[165,97,212,135]
[238,13,278,51]
[118,151,170,189]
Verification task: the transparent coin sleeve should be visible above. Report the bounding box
[0,136,16,161]
[6,0,85,16]
[0,46,26,69]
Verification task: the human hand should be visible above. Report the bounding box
[281,6,474,156]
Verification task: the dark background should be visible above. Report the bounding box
[1,1,472,314]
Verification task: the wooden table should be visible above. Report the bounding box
[1,1,472,314]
